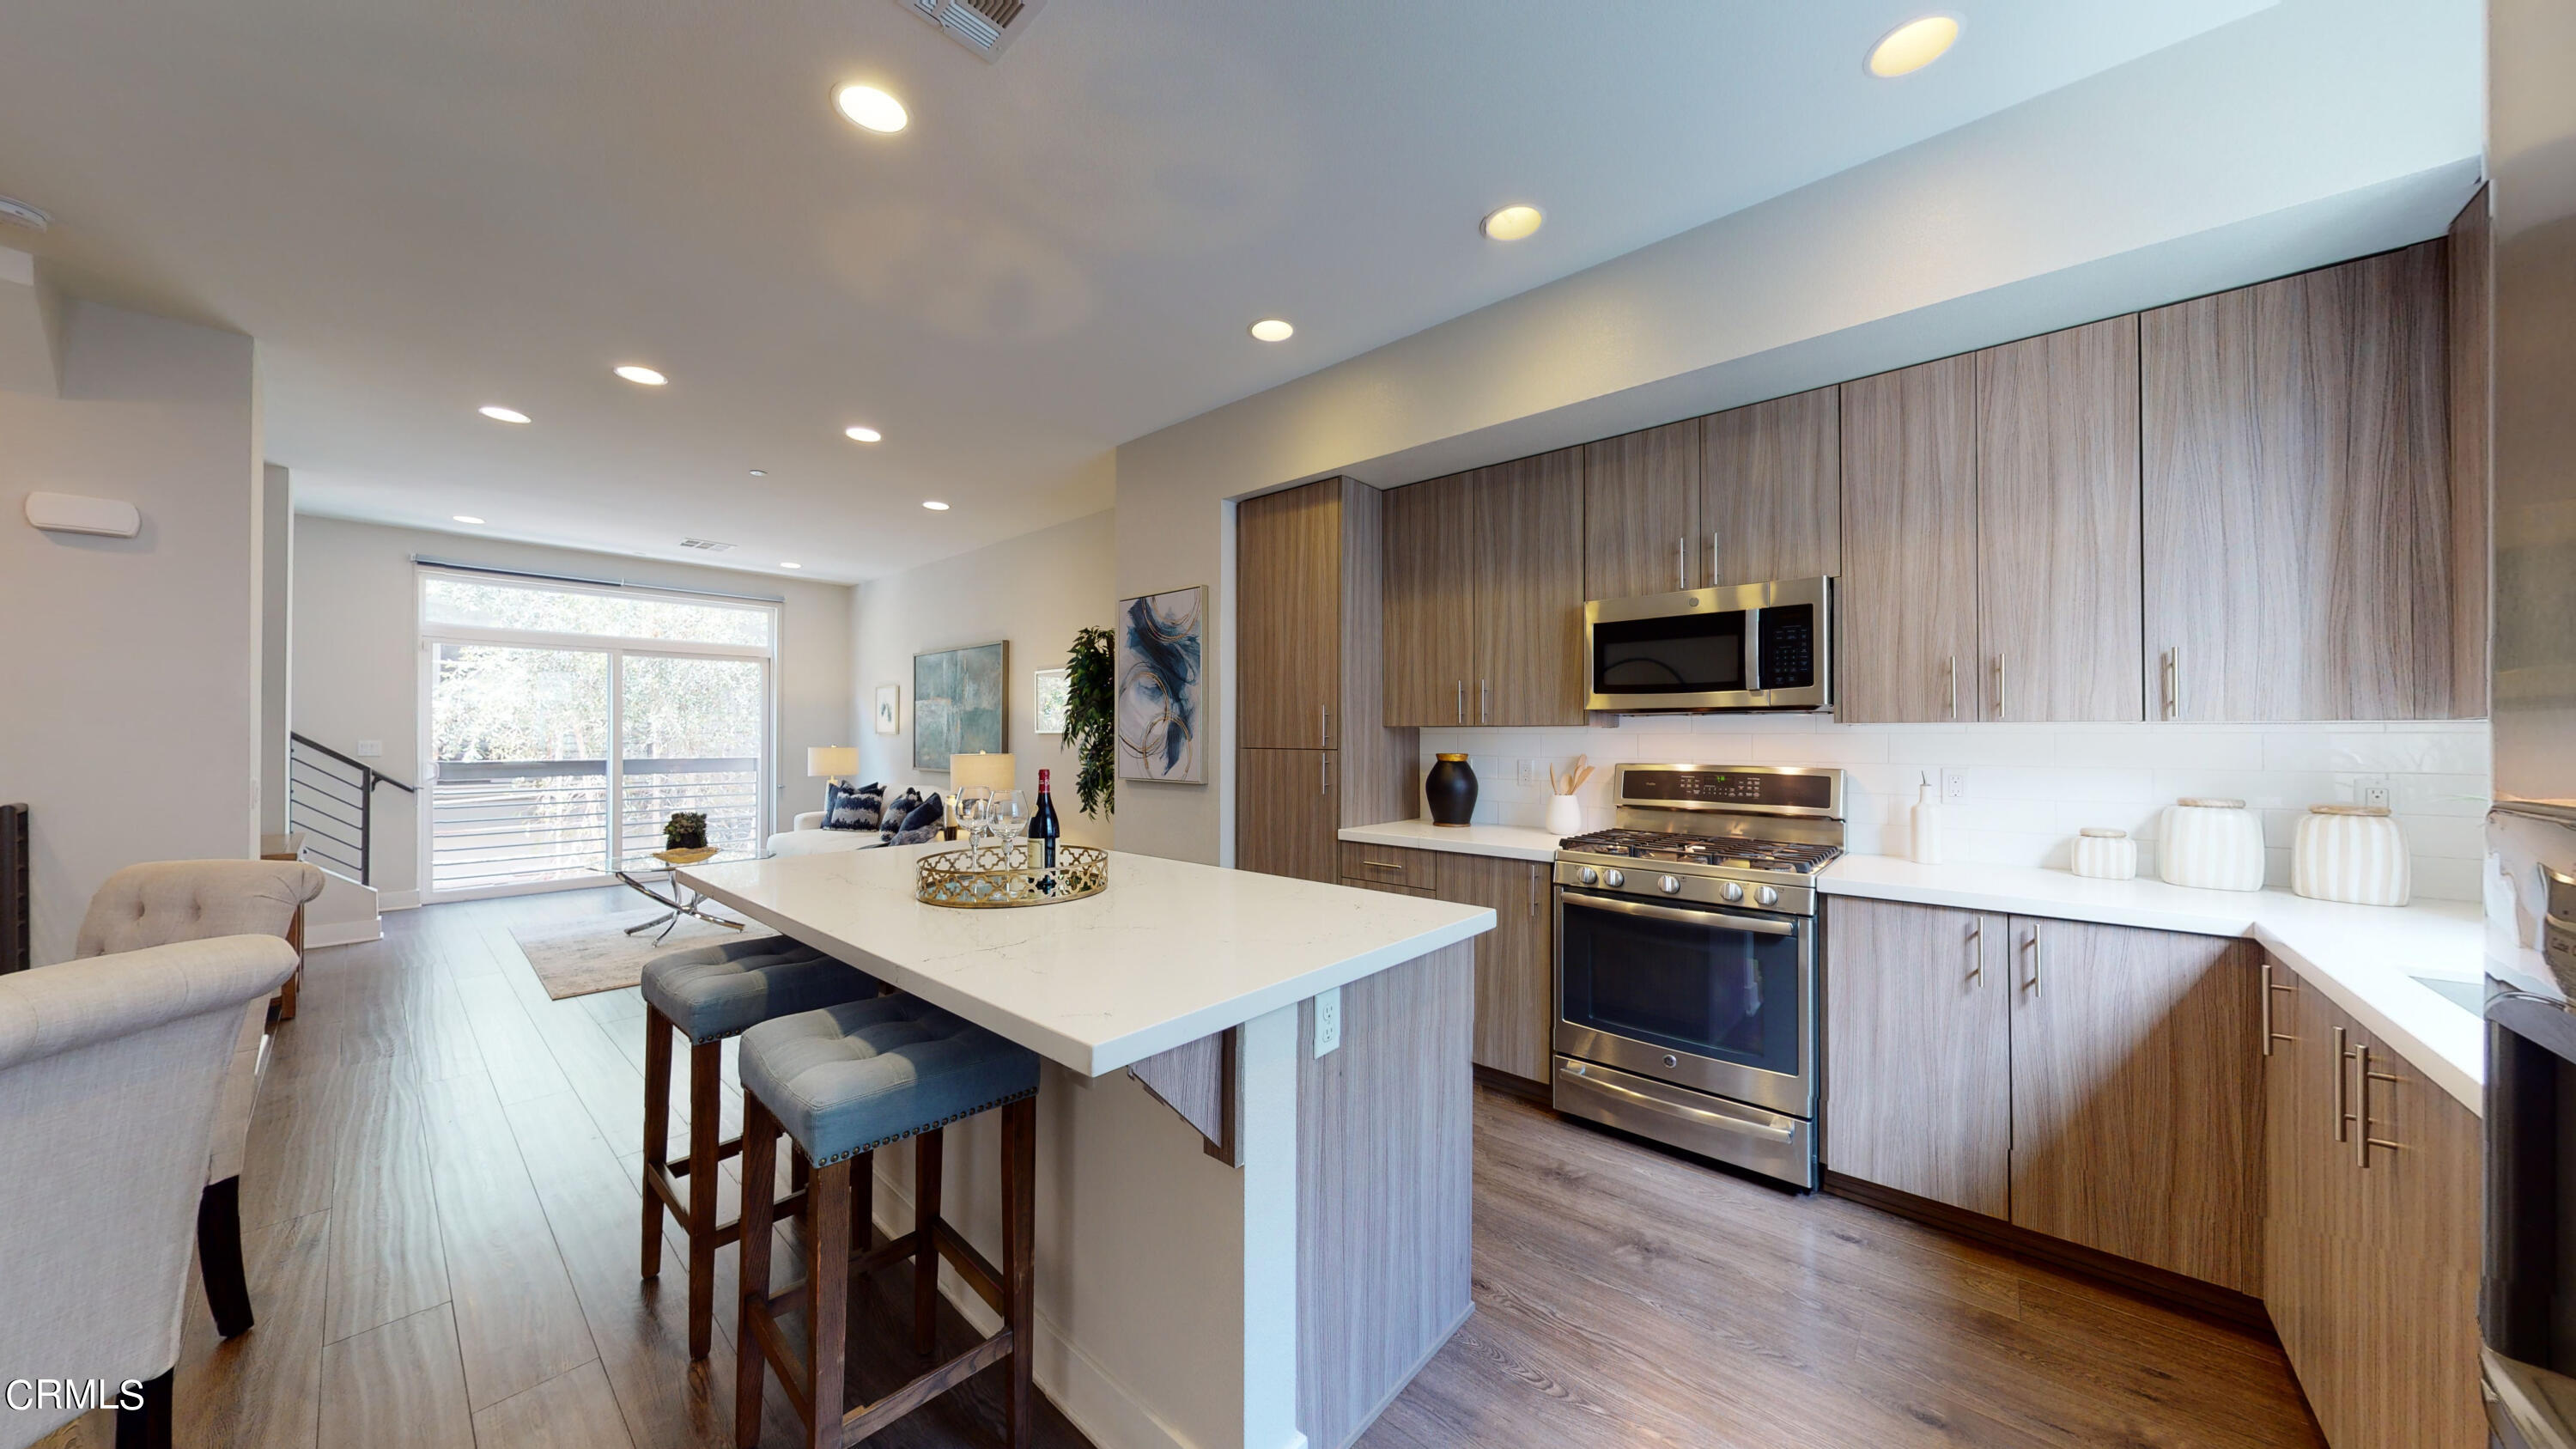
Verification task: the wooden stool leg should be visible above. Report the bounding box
[913,1128,944,1356]
[685,1038,722,1361]
[791,1147,811,1193]
[1003,1099,1036,1449]
[640,1008,673,1279]
[733,1099,779,1449]
[806,1157,853,1449]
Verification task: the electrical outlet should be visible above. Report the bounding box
[1515,758,1534,788]
[353,740,383,758]
[1313,987,1341,1057]
[2360,778,2392,811]
[1941,768,1968,803]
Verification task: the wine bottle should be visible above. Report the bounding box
[1030,768,1062,892]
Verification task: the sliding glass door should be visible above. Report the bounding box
[419,569,776,898]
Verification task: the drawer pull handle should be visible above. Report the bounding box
[1358,859,1406,873]
[2262,960,2297,1056]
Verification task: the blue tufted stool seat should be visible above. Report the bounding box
[636,935,880,1361]
[733,996,1042,1449]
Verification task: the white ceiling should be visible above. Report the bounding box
[0,0,2275,581]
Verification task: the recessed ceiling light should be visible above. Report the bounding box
[1868,15,1959,77]
[835,84,908,134]
[1481,204,1545,241]
[921,500,950,511]
[845,424,883,443]
[748,469,768,478]
[780,562,802,569]
[477,405,531,424]
[453,514,485,525]
[613,365,667,387]
[1249,319,1294,343]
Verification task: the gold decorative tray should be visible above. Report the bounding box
[915,843,1108,909]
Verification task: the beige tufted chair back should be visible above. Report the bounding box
[76,860,326,959]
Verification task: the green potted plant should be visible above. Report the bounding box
[1064,626,1114,819]
[663,812,708,850]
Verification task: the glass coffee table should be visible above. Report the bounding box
[616,846,747,943]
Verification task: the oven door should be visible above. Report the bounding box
[1554,887,1814,1117]
[1583,576,1831,712]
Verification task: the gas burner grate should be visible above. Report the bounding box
[1558,828,1841,872]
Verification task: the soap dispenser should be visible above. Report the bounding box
[1911,772,1944,865]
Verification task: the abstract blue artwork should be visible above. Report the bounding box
[913,640,1008,773]
[1115,587,1204,783]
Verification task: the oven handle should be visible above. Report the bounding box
[1556,1060,1797,1141]
[1559,891,1797,935]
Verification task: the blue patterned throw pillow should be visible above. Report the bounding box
[823,781,884,831]
[885,791,944,846]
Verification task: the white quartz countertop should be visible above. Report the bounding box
[1339,818,1562,862]
[1816,856,2484,1112]
[679,845,1493,1077]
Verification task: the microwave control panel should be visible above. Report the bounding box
[1757,605,1816,691]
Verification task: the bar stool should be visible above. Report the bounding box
[734,995,1041,1449]
[640,935,883,1359]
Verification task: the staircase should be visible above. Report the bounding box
[284,734,416,947]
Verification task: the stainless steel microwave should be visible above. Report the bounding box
[1582,575,1832,713]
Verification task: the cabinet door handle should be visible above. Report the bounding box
[1455,680,1464,725]
[1947,656,1958,721]
[2024,929,2041,998]
[1676,537,1687,592]
[1480,678,1490,725]
[2333,1026,2353,1143]
[1319,753,1330,796]
[1320,704,1329,748]
[2263,961,2297,1056]
[2164,646,2185,721]
[1968,919,1983,983]
[1993,656,2004,720]
[2356,1044,2405,1168]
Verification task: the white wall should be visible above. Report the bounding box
[1423,719,2494,903]
[1111,0,2483,868]
[289,516,855,901]
[0,299,263,965]
[852,510,1117,848]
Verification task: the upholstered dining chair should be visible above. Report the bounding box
[75,860,326,1338]
[0,933,301,1449]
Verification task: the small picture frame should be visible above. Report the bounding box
[1033,667,1070,734]
[873,683,900,735]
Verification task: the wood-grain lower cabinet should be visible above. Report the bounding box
[2263,957,2482,1449]
[2005,916,2264,1294]
[1236,749,1337,884]
[1822,898,2010,1216]
[1837,355,1981,723]
[1447,854,1553,1082]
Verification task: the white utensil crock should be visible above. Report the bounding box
[1543,795,1584,837]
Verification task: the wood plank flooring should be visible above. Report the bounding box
[46,887,2326,1449]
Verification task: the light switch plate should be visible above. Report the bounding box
[1941,768,1968,803]
[353,740,383,758]
[1313,986,1341,1057]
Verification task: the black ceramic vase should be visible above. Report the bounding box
[1425,753,1477,826]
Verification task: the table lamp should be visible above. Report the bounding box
[949,752,1016,796]
[807,746,859,785]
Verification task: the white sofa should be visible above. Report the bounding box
[765,786,942,857]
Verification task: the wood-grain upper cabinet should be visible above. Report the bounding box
[1382,473,1475,728]
[2005,916,2263,1294]
[1238,482,1342,749]
[1823,898,2010,1217]
[1704,386,1841,587]
[1583,420,1700,600]
[1236,748,1337,884]
[1975,318,2144,721]
[2264,957,2482,1449]
[1443,853,1552,1081]
[1384,450,1586,728]
[1469,450,1587,727]
[1837,356,1981,723]
[2142,241,2464,721]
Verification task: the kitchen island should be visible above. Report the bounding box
[678,843,1493,1449]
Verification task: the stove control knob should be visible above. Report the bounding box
[1719,880,1746,903]
[1658,874,1681,895]
[1577,866,1599,886]
[1601,869,1625,889]
[1756,885,1780,908]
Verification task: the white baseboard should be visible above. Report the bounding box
[304,918,382,949]
[868,1169,1206,1449]
[378,890,421,911]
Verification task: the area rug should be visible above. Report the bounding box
[510,907,748,1001]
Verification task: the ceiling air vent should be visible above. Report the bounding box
[678,538,734,552]
[896,0,1048,62]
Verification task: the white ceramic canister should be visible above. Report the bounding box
[2070,826,2137,880]
[2158,797,2266,892]
[2292,804,2410,907]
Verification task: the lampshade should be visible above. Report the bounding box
[806,746,860,779]
[949,752,1017,795]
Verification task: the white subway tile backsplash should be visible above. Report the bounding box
[1417,717,2493,901]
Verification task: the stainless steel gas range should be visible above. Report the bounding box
[1552,763,1843,1190]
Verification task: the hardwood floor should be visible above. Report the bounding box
[56,888,2325,1449]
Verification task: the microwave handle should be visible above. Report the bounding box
[1564,892,1797,935]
